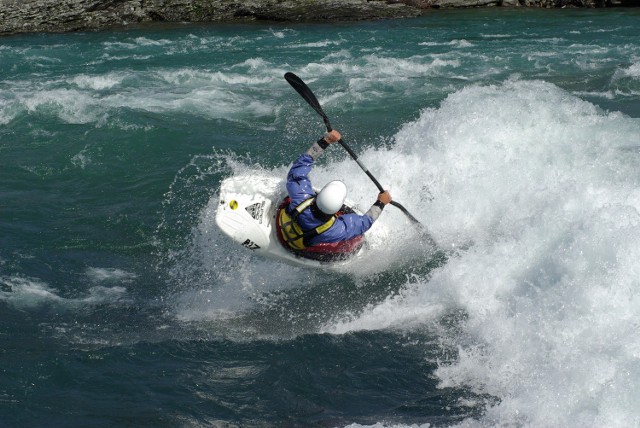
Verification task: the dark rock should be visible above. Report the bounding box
[0,0,421,36]
[0,0,620,36]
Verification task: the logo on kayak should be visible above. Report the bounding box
[229,200,238,210]
[245,201,265,223]
[242,239,260,250]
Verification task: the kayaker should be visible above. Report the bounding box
[278,129,392,251]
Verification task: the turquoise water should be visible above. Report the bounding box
[2,9,640,427]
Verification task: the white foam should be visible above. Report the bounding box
[1,48,474,127]
[102,41,138,50]
[71,145,92,169]
[264,28,289,39]
[86,267,138,283]
[419,39,473,48]
[480,34,512,39]
[613,61,640,80]
[134,36,173,46]
[573,89,615,100]
[368,54,460,76]
[20,88,106,124]
[344,423,431,428]
[299,53,459,82]
[322,81,640,427]
[70,73,124,90]
[288,39,343,48]
[0,96,17,125]
[0,275,128,308]
[1,65,285,125]
[156,67,273,86]
[0,277,63,306]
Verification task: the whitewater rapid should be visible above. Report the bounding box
[321,80,640,427]
[174,78,640,426]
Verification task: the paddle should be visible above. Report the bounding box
[284,72,424,227]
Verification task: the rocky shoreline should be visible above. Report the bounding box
[0,0,627,36]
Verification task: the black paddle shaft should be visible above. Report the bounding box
[284,72,423,226]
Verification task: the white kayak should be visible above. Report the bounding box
[215,174,367,269]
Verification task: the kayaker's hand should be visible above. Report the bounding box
[323,130,341,144]
[378,191,392,205]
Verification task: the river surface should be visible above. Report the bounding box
[2,9,640,427]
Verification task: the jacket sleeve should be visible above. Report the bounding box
[286,153,316,208]
[286,138,330,209]
[341,200,385,238]
[333,213,375,241]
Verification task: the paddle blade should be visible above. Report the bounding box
[284,72,332,130]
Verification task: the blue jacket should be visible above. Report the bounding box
[286,153,374,245]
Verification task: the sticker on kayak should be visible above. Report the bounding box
[229,200,238,210]
[245,201,265,223]
[242,239,260,250]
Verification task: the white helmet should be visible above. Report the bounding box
[316,180,347,214]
